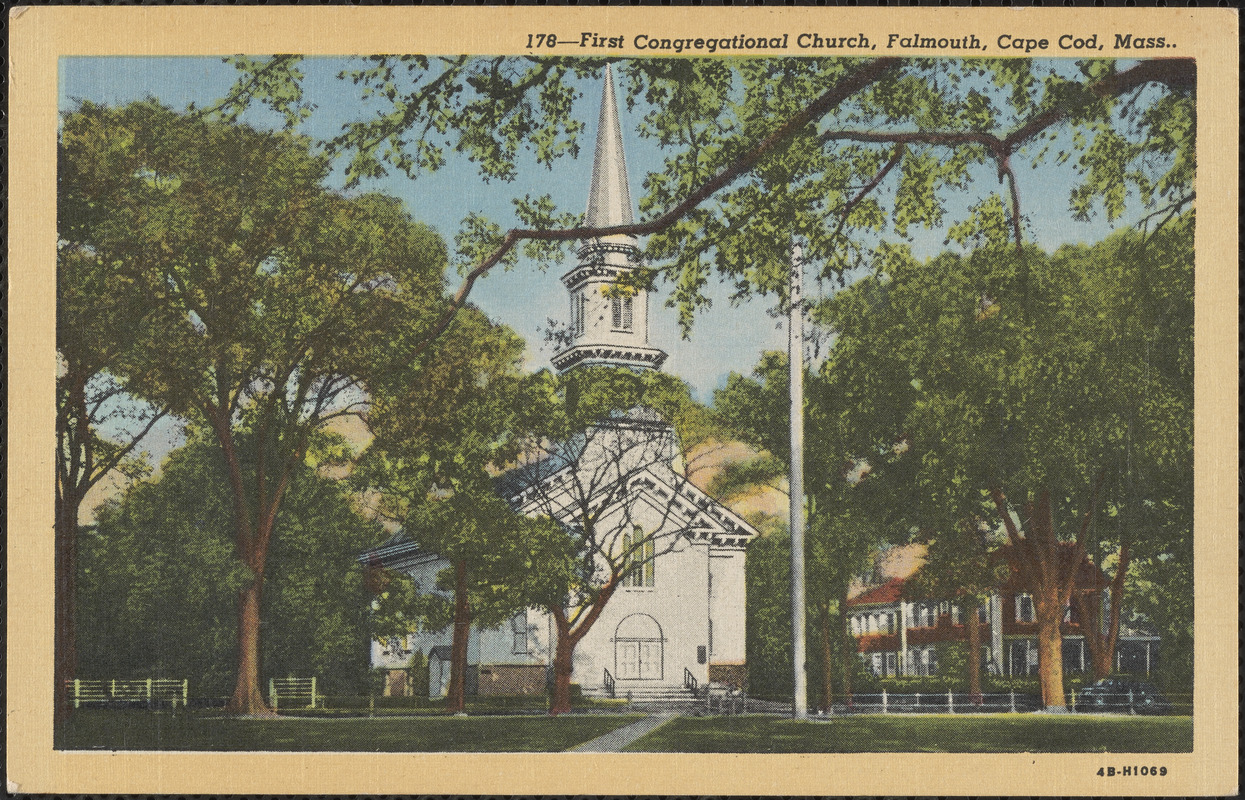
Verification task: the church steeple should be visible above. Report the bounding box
[584,64,633,230]
[552,64,667,374]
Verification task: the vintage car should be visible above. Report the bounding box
[1074,678,1171,715]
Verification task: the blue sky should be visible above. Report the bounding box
[60,55,1142,403]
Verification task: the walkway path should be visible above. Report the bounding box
[566,712,678,752]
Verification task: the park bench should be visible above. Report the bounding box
[268,677,320,709]
[67,678,188,709]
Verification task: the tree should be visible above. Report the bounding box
[905,521,1007,701]
[715,350,904,709]
[77,433,382,699]
[59,101,450,714]
[819,217,1193,708]
[503,365,726,714]
[356,308,577,713]
[56,150,175,721]
[205,56,1193,351]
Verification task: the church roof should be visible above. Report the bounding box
[356,530,440,572]
[584,63,634,230]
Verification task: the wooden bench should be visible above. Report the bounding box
[268,677,320,709]
[67,678,188,709]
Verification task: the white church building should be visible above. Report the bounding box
[362,65,758,700]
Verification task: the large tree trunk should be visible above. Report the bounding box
[549,610,575,715]
[817,602,833,713]
[965,598,982,703]
[54,495,81,726]
[1077,543,1130,680]
[1034,587,1067,710]
[225,574,272,715]
[446,559,472,714]
[546,580,619,716]
[992,482,1103,712]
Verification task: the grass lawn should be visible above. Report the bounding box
[623,714,1194,753]
[56,710,642,752]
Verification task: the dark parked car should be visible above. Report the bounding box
[1075,678,1171,715]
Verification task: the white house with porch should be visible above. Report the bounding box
[362,64,757,700]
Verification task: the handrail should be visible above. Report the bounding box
[683,667,698,695]
[603,667,616,699]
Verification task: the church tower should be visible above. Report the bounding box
[551,65,667,373]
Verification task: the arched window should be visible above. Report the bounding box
[621,526,654,587]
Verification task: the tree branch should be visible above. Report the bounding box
[828,143,906,244]
[411,57,902,358]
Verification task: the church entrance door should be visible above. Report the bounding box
[614,614,664,680]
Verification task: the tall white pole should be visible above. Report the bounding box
[788,241,808,719]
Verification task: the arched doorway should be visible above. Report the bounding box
[614,613,664,680]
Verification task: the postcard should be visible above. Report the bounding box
[7,5,1238,796]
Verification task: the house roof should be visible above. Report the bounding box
[996,542,1112,593]
[847,577,905,608]
[356,530,441,573]
[427,645,453,662]
[846,542,1112,608]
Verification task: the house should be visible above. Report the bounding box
[360,64,758,699]
[846,544,1161,678]
[363,540,552,698]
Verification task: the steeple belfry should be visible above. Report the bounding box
[552,64,668,374]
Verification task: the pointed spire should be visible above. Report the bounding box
[584,64,634,229]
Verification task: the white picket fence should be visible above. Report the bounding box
[269,677,320,709]
[67,678,188,708]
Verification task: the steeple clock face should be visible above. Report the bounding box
[551,63,667,375]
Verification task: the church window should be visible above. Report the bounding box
[511,610,528,655]
[571,292,587,338]
[611,295,634,332]
[621,526,654,587]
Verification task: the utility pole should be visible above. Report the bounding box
[788,240,808,719]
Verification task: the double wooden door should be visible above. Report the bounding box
[616,639,662,680]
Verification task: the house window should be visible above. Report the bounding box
[1016,594,1035,623]
[951,604,963,625]
[871,653,883,676]
[938,600,950,617]
[611,295,634,332]
[978,603,989,623]
[885,652,897,677]
[621,526,654,587]
[926,647,938,676]
[885,612,895,635]
[511,610,528,655]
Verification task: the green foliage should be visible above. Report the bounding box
[204,57,1193,336]
[743,516,793,699]
[359,305,579,636]
[77,434,384,696]
[818,216,1193,678]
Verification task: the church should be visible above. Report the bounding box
[361,65,758,701]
